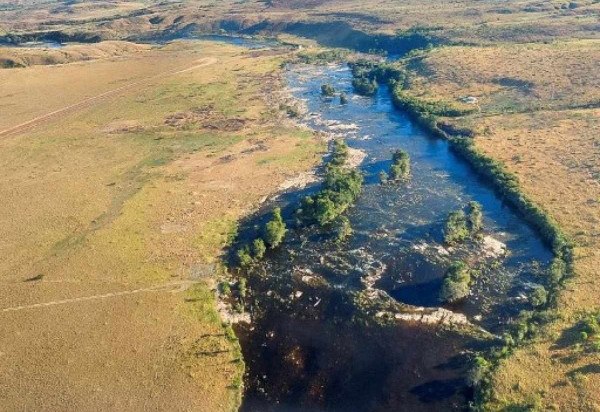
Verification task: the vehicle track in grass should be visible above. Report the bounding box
[0,280,197,313]
[0,57,218,138]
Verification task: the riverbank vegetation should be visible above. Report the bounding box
[4,0,598,409]
[264,207,287,248]
[439,261,473,303]
[236,206,287,267]
[389,149,410,181]
[298,140,364,227]
[443,201,483,245]
[321,83,335,97]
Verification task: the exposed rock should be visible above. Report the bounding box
[345,147,367,169]
[394,307,469,326]
[278,171,318,191]
[481,235,507,258]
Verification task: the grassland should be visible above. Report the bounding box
[0,0,599,410]
[1,0,597,47]
[0,40,323,410]
[394,39,600,411]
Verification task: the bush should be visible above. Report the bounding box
[236,245,253,267]
[220,281,231,296]
[467,201,483,233]
[443,202,484,244]
[298,140,363,227]
[340,92,348,105]
[389,149,410,180]
[251,238,267,260]
[296,49,349,64]
[330,139,349,166]
[352,77,378,96]
[238,277,247,301]
[444,210,470,244]
[439,261,472,303]
[572,313,600,352]
[530,285,548,307]
[467,356,491,388]
[264,207,287,248]
[321,84,335,97]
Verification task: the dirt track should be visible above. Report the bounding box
[0,57,218,139]
[0,281,196,313]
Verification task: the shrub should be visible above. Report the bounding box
[467,201,483,233]
[220,281,231,296]
[389,149,410,180]
[444,210,470,244]
[330,139,349,166]
[238,277,247,301]
[296,49,349,64]
[352,77,378,96]
[264,207,287,248]
[251,238,267,260]
[530,285,548,307]
[340,92,348,105]
[236,245,253,267]
[439,261,472,303]
[321,84,335,97]
[298,140,363,227]
[467,356,491,388]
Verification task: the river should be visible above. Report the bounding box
[234,62,552,411]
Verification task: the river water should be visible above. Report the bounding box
[234,63,552,411]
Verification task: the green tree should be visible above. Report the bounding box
[330,139,348,166]
[389,149,410,180]
[467,356,490,387]
[334,216,353,243]
[251,238,266,260]
[238,277,247,301]
[236,245,253,267]
[220,281,231,296]
[297,140,363,227]
[340,92,348,104]
[321,84,335,97]
[530,285,548,307]
[439,261,472,303]
[444,210,469,244]
[264,207,287,248]
[467,201,483,233]
[352,77,378,96]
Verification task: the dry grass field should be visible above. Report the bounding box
[1,0,598,45]
[0,40,323,410]
[0,41,150,68]
[397,40,600,410]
